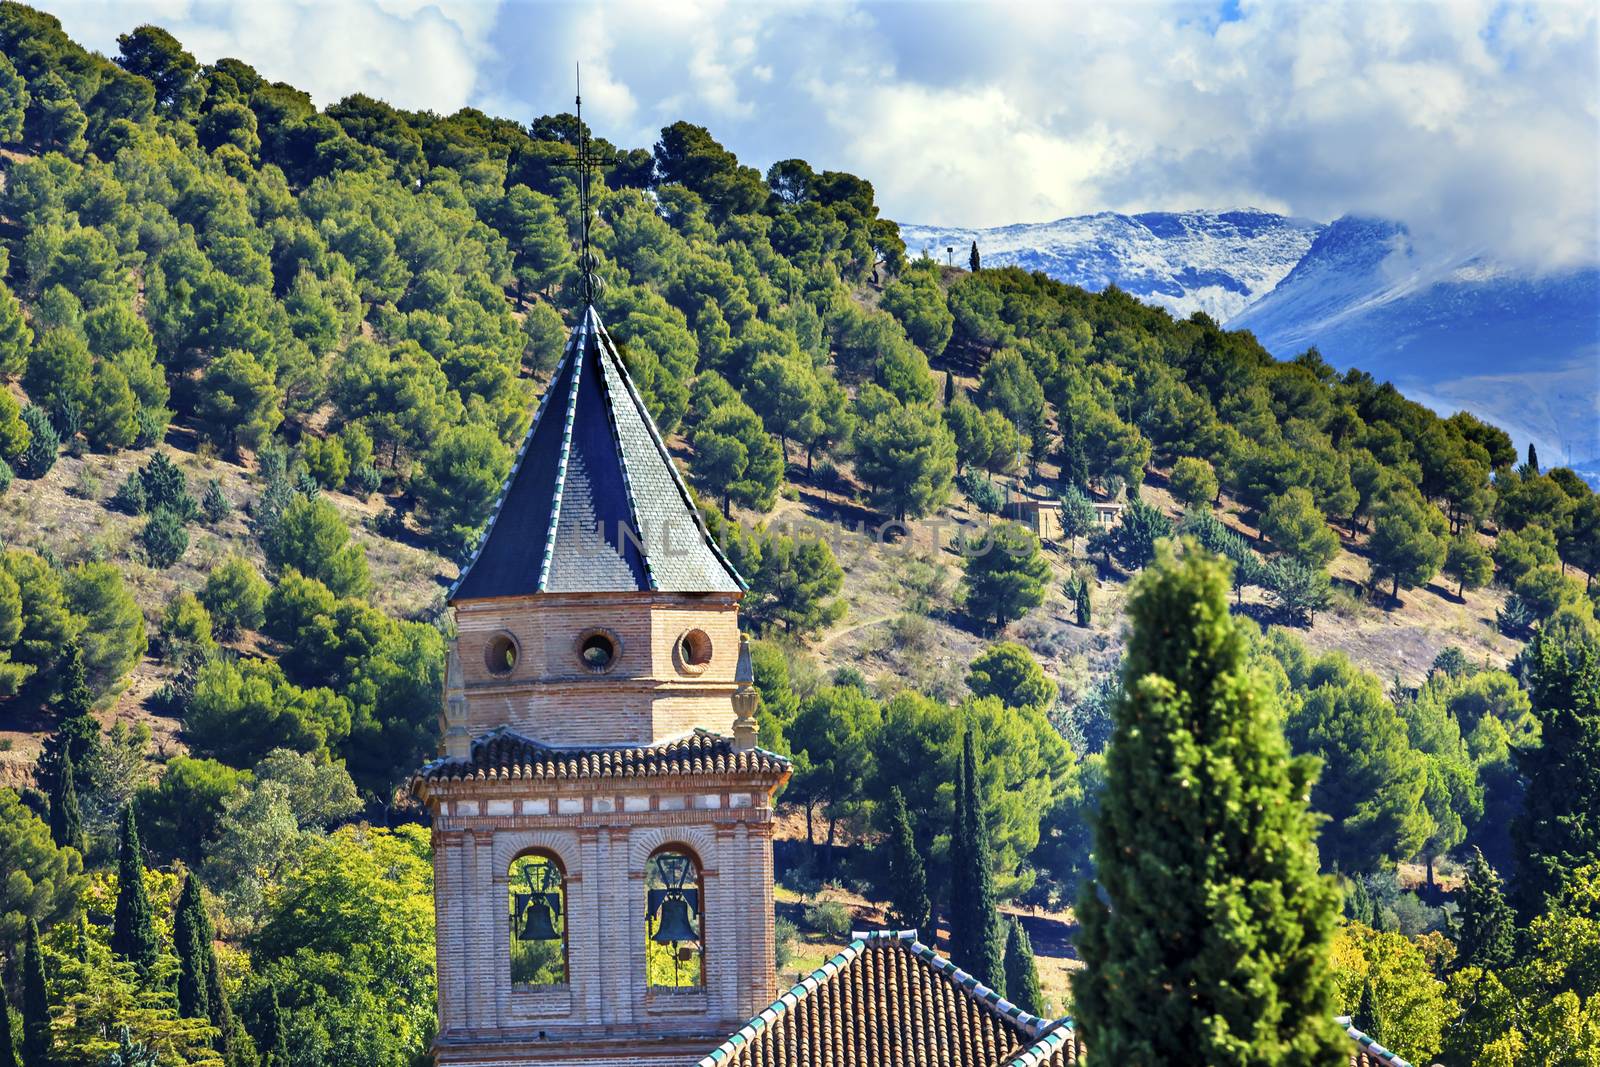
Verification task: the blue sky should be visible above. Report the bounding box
[43,0,1600,268]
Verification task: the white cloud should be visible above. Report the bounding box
[43,0,498,111]
[36,0,1600,268]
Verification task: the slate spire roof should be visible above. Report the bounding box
[450,304,744,601]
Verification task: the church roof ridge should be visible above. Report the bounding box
[450,304,744,602]
[413,725,789,787]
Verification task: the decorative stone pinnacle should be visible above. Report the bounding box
[731,634,758,752]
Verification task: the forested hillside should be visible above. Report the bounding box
[0,4,1597,1065]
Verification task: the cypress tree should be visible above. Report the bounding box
[882,787,931,938]
[48,748,85,855]
[1455,848,1516,972]
[969,240,981,272]
[1002,918,1043,1015]
[0,973,18,1067]
[943,371,955,408]
[259,983,289,1067]
[54,639,92,720]
[1344,875,1375,927]
[1076,543,1345,1066]
[948,727,1004,991]
[1527,442,1539,473]
[174,872,210,1020]
[1511,619,1600,916]
[111,804,158,978]
[21,919,50,1067]
[1352,975,1379,1039]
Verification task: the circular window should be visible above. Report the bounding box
[576,629,620,674]
[675,629,713,674]
[485,632,518,677]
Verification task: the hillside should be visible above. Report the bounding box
[0,6,1597,1066]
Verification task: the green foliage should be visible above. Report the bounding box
[110,804,158,977]
[1,787,86,956]
[199,555,269,639]
[159,593,215,668]
[948,727,1004,991]
[787,685,881,853]
[957,470,1005,515]
[197,350,282,455]
[961,521,1050,630]
[1444,532,1494,599]
[136,755,250,868]
[64,562,146,691]
[880,268,953,356]
[1330,925,1455,1065]
[1282,651,1432,873]
[200,479,230,524]
[1058,484,1097,542]
[0,50,25,144]
[16,404,58,478]
[185,656,352,768]
[1455,847,1516,972]
[413,421,512,549]
[261,495,370,599]
[251,825,435,1067]
[879,787,931,938]
[140,505,189,568]
[733,523,846,637]
[1077,543,1345,1066]
[1261,486,1340,568]
[1003,918,1043,1016]
[1169,456,1219,510]
[1112,497,1172,570]
[854,392,956,521]
[21,919,49,1067]
[1265,557,1333,625]
[0,975,16,1067]
[1368,486,1448,602]
[966,641,1055,711]
[1512,616,1600,915]
[689,396,783,516]
[49,747,86,856]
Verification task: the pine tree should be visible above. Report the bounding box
[969,240,981,272]
[1511,620,1600,915]
[882,787,931,938]
[48,747,85,854]
[1003,918,1043,1015]
[21,919,50,1067]
[1455,847,1516,972]
[948,727,1004,990]
[111,803,158,978]
[174,872,210,1020]
[0,972,18,1067]
[1076,543,1345,1066]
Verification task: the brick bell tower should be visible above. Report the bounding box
[411,304,790,1066]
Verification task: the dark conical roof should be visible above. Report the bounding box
[450,305,744,601]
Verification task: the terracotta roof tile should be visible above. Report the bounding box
[414,727,789,785]
[699,934,1433,1067]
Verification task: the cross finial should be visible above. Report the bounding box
[570,63,618,309]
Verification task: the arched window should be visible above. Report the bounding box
[509,852,566,986]
[645,847,702,987]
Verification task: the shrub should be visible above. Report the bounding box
[201,479,230,524]
[0,457,12,496]
[111,471,148,515]
[301,434,350,490]
[200,556,269,639]
[140,506,189,569]
[17,405,58,479]
[348,463,383,497]
[803,897,853,939]
[957,471,1005,515]
[1112,499,1172,570]
[1266,559,1333,625]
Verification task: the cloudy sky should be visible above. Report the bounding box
[42,0,1600,269]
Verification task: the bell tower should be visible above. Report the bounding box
[412,306,788,1066]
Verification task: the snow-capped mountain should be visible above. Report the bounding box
[1228,217,1600,475]
[898,208,1599,476]
[898,209,1323,322]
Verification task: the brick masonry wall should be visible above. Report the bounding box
[426,772,779,1065]
[453,593,744,746]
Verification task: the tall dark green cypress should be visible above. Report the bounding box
[21,919,50,1067]
[1353,976,1379,1038]
[948,727,1004,991]
[1344,875,1374,927]
[1527,442,1539,473]
[1076,544,1345,1066]
[48,749,85,855]
[1455,848,1516,972]
[1511,619,1600,916]
[259,983,289,1067]
[54,639,92,720]
[0,971,19,1067]
[174,873,210,1020]
[882,787,931,938]
[111,804,158,978]
[1002,918,1043,1015]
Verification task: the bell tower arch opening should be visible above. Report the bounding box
[645,846,704,988]
[508,850,567,987]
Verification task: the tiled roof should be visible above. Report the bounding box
[414,727,789,785]
[696,930,1081,1067]
[450,304,744,601]
[698,933,1431,1067]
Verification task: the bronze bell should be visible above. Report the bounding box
[516,893,562,941]
[651,895,699,944]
